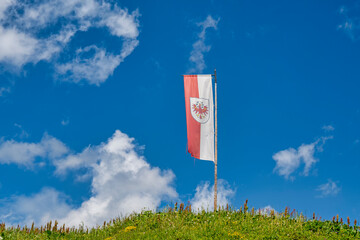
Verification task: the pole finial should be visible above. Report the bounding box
[214,69,217,83]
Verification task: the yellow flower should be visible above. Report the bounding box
[104,237,112,240]
[228,231,245,238]
[124,226,137,232]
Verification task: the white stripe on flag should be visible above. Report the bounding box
[197,75,214,161]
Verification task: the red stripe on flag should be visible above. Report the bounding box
[184,75,201,159]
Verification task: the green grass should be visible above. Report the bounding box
[1,202,359,239]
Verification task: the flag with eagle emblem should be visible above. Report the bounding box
[184,74,214,161]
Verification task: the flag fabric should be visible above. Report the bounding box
[184,74,214,161]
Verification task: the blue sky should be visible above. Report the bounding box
[0,0,360,227]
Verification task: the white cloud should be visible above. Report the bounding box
[0,26,38,67]
[101,9,140,38]
[0,134,69,167]
[0,24,75,67]
[0,0,140,85]
[188,15,220,73]
[36,25,77,62]
[61,119,69,126]
[260,205,277,215]
[0,131,239,227]
[322,125,335,131]
[0,130,178,227]
[56,46,122,85]
[0,188,72,225]
[316,179,341,197]
[119,39,140,60]
[56,130,177,227]
[273,137,332,180]
[13,123,29,139]
[0,0,13,20]
[337,5,360,41]
[272,148,300,180]
[16,0,94,29]
[0,86,11,97]
[298,143,318,176]
[190,179,235,212]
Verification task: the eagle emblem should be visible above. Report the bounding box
[190,97,210,124]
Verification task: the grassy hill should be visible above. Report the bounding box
[1,201,359,239]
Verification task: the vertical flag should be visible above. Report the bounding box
[184,75,214,161]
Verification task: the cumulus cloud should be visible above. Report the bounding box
[316,179,341,197]
[55,130,177,227]
[188,15,219,73]
[0,134,69,167]
[260,205,277,215]
[0,188,72,225]
[0,26,38,67]
[0,0,13,20]
[0,0,140,85]
[0,130,178,227]
[273,137,332,180]
[190,179,235,211]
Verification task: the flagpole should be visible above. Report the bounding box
[214,69,218,211]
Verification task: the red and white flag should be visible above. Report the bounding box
[184,74,214,161]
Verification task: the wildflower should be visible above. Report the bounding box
[124,226,136,232]
[104,237,112,240]
[228,231,245,238]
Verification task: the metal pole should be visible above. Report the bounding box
[214,69,218,211]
